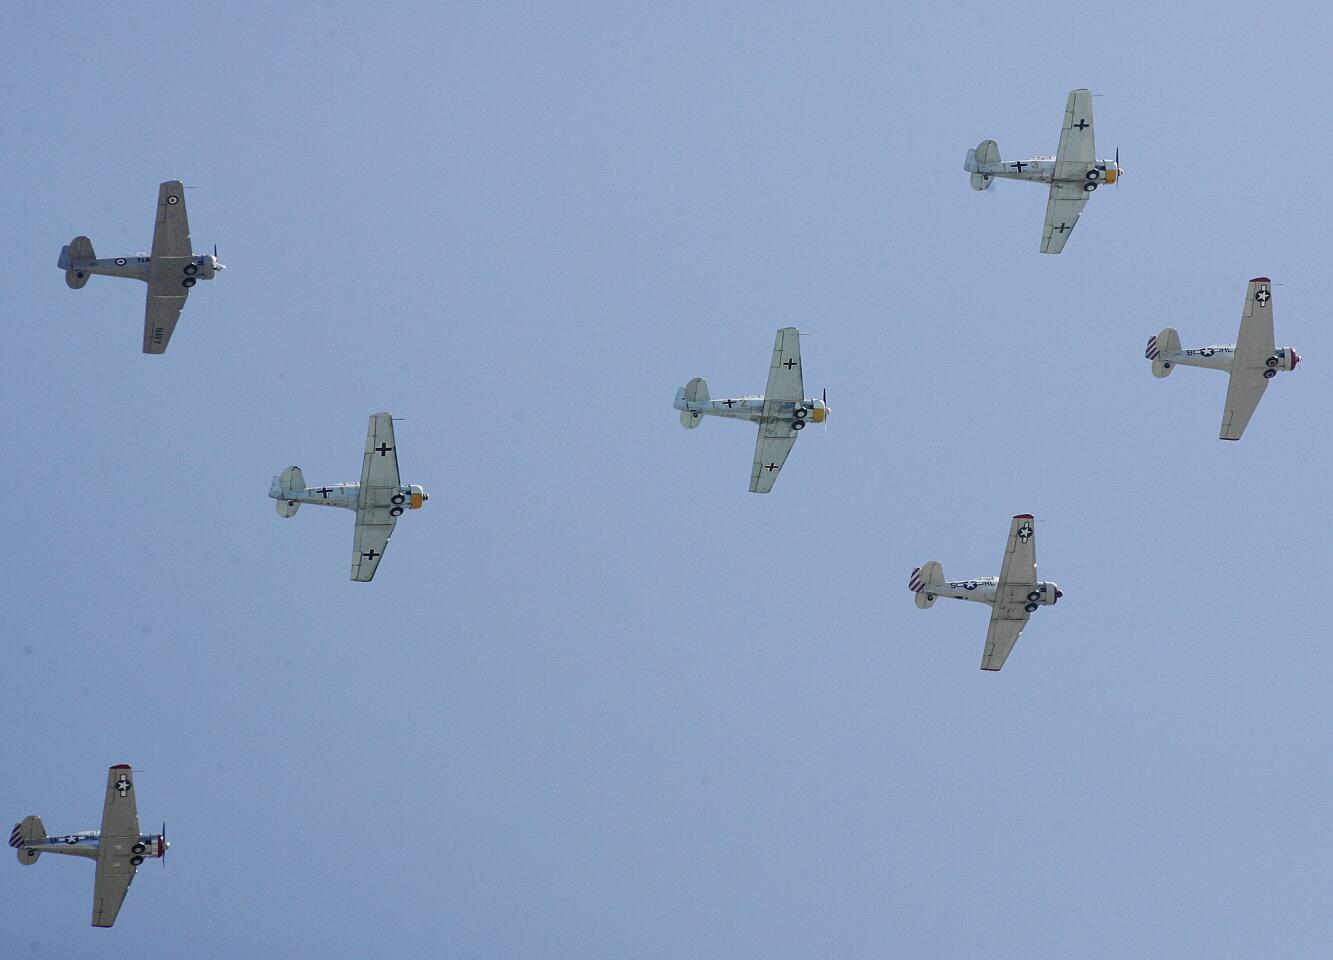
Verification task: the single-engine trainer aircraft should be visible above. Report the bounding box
[963,88,1121,254]
[10,765,168,928]
[909,515,1062,671]
[269,413,429,581]
[1146,278,1300,441]
[57,179,224,354]
[674,327,829,493]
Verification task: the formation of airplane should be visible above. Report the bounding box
[9,765,167,927]
[964,88,1121,254]
[58,180,224,354]
[269,412,429,581]
[18,84,1314,928]
[909,515,1062,671]
[1146,278,1300,441]
[674,326,829,493]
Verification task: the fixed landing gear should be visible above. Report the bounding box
[1263,369,1277,379]
[791,420,805,431]
[1024,602,1039,613]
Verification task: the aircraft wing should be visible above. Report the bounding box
[92,765,140,927]
[982,515,1039,671]
[749,426,798,494]
[762,327,804,407]
[1053,89,1096,177]
[142,290,187,354]
[143,181,193,354]
[1220,279,1276,440]
[352,413,401,581]
[1040,180,1090,254]
[981,604,1030,672]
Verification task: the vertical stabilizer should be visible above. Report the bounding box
[274,466,305,516]
[678,377,709,429]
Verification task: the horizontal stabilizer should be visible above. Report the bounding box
[678,377,708,429]
[11,816,44,864]
[62,236,95,289]
[1147,328,1181,378]
[910,562,945,609]
[275,466,305,516]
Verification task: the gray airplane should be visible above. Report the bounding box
[58,179,224,354]
[10,765,168,927]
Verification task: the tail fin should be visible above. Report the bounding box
[1147,328,1181,378]
[677,377,709,429]
[61,236,94,289]
[967,140,999,189]
[274,466,305,516]
[11,816,45,864]
[909,562,945,609]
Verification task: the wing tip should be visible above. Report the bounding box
[1012,513,1034,520]
[109,764,131,770]
[1250,276,1271,284]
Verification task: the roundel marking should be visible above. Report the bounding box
[167,195,179,204]
[115,257,127,266]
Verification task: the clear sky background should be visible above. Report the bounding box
[3,2,1330,957]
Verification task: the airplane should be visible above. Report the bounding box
[673,327,829,493]
[909,514,1062,671]
[9,765,168,928]
[1146,278,1300,441]
[963,88,1121,254]
[269,412,429,581]
[57,179,224,354]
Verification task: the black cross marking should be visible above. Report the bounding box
[316,487,332,498]
[374,443,393,456]
[723,398,736,408]
[362,549,381,561]
[1073,119,1089,130]
[1054,222,1071,234]
[1010,160,1028,173]
[115,776,132,797]
[782,358,797,370]
[764,462,779,472]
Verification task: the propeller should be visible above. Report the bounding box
[160,822,168,867]
[822,387,829,432]
[1115,147,1122,187]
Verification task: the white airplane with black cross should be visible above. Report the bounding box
[910,515,1062,671]
[964,88,1121,254]
[270,413,429,581]
[10,765,168,928]
[1146,277,1300,441]
[674,327,829,493]
[57,180,224,353]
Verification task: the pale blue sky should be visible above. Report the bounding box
[3,2,1331,957]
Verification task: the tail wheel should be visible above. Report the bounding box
[184,263,199,276]
[182,277,196,288]
[1024,602,1039,613]
[389,506,404,517]
[1026,591,1041,602]
[130,855,144,866]
[1263,369,1277,379]
[132,842,146,854]
[1265,357,1280,367]
[791,420,805,431]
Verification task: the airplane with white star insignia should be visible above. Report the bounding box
[909,515,1062,671]
[269,413,429,581]
[1146,278,1300,441]
[964,88,1121,254]
[673,327,829,493]
[10,765,168,927]
[57,180,224,353]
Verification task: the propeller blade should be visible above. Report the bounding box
[161,822,167,867]
[213,243,218,258]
